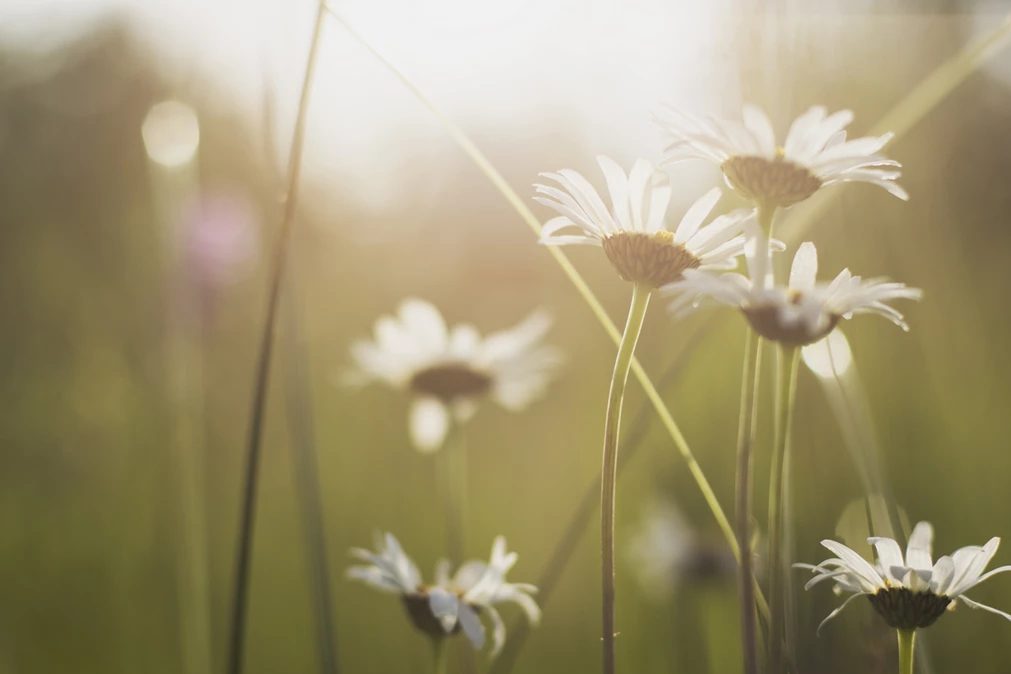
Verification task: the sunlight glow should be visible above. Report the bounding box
[142,100,200,168]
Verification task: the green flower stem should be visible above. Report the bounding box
[898,629,916,674]
[441,420,468,562]
[601,282,652,674]
[767,345,801,674]
[433,638,449,674]
[734,327,763,674]
[226,4,327,674]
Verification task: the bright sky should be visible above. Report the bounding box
[2,1,1005,212]
[1,0,742,207]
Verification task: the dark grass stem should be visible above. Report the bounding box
[226,5,327,674]
[767,345,800,674]
[600,283,652,674]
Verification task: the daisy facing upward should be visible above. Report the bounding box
[657,104,907,210]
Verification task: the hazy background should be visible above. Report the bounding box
[2,1,1011,673]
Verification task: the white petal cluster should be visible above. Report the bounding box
[348,299,561,452]
[658,104,907,201]
[668,236,921,346]
[534,155,751,271]
[348,533,540,656]
[797,522,1011,633]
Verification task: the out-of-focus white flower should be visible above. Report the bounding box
[347,299,561,452]
[797,521,1011,633]
[667,238,921,346]
[657,104,907,208]
[533,156,751,288]
[627,501,735,597]
[347,533,540,655]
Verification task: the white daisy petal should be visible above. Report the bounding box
[409,397,450,453]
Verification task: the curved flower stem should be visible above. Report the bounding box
[432,638,449,674]
[734,327,763,674]
[601,283,652,674]
[226,5,327,674]
[898,629,916,674]
[767,345,800,674]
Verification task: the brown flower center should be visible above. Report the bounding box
[867,588,952,630]
[721,155,822,208]
[600,231,701,288]
[409,362,492,401]
[742,295,839,346]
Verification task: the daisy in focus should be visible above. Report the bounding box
[347,299,561,452]
[667,238,921,346]
[797,521,1011,633]
[347,532,540,656]
[533,155,752,288]
[657,104,907,209]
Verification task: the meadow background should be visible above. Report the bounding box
[2,1,1011,673]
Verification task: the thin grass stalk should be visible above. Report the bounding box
[767,345,800,674]
[280,278,341,674]
[226,5,326,674]
[323,7,749,586]
[600,283,651,674]
[734,327,762,674]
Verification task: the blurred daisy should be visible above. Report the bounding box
[797,521,1011,633]
[668,238,921,346]
[347,533,540,655]
[533,156,752,288]
[627,500,736,598]
[658,104,907,208]
[348,299,561,452]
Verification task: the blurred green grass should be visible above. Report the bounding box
[3,9,1011,674]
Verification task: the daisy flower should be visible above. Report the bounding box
[348,299,561,452]
[658,104,907,208]
[533,155,752,288]
[667,238,921,346]
[627,500,736,597]
[347,533,540,655]
[797,521,1011,633]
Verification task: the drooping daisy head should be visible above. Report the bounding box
[348,299,562,452]
[533,155,752,288]
[797,521,1011,633]
[347,533,540,656]
[667,237,921,346]
[658,104,907,209]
